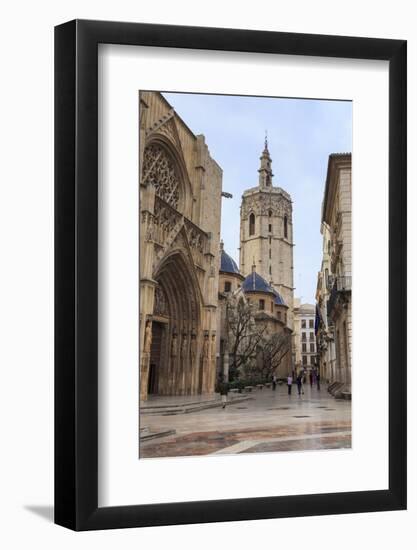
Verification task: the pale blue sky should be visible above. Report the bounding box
[163,92,352,303]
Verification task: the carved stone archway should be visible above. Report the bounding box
[146,250,202,396]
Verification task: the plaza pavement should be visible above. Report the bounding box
[139,382,351,458]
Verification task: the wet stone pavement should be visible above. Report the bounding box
[139,383,351,459]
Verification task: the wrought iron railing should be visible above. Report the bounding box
[327,276,352,317]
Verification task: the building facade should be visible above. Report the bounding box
[315,222,337,383]
[318,153,352,397]
[139,92,223,400]
[293,302,317,373]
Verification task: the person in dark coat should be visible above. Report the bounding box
[296,373,304,396]
[218,375,229,409]
[272,373,277,391]
[316,372,321,391]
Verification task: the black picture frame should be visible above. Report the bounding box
[55,19,407,531]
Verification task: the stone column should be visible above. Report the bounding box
[169,331,178,394]
[180,331,188,395]
[210,332,217,393]
[140,320,153,401]
[223,340,230,383]
[201,332,210,393]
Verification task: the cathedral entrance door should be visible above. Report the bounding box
[148,322,164,394]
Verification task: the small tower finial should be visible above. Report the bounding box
[258,133,273,187]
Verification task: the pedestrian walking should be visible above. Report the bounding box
[296,374,302,396]
[218,375,229,409]
[316,372,321,391]
[272,373,277,391]
[309,371,313,387]
[296,373,304,395]
[287,374,293,395]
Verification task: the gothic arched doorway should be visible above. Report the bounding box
[148,250,202,396]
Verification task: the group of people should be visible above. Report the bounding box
[286,369,321,395]
[218,367,322,410]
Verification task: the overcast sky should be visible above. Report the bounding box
[163,92,352,304]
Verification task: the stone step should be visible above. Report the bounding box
[139,428,176,442]
[141,395,251,415]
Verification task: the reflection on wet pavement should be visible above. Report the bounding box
[140,383,351,459]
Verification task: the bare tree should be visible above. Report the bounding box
[258,332,291,379]
[226,296,266,378]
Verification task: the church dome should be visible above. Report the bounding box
[220,249,240,275]
[272,288,287,306]
[242,271,275,295]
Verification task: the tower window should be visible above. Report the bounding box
[269,249,271,259]
[224,281,231,293]
[284,216,288,238]
[269,265,272,274]
[268,224,272,233]
[259,299,265,310]
[268,209,272,217]
[249,213,255,236]
[270,302,273,312]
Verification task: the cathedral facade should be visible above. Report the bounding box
[139,92,222,400]
[139,93,295,400]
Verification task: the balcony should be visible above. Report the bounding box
[327,276,351,319]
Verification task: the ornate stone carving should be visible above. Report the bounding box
[143,320,152,354]
[202,333,210,359]
[153,285,168,316]
[241,193,292,221]
[170,332,178,358]
[181,333,188,359]
[190,332,197,365]
[142,143,181,209]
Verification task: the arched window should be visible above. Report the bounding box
[142,143,181,209]
[284,216,288,239]
[268,209,273,217]
[249,213,255,236]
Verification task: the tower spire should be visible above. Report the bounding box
[258,134,273,187]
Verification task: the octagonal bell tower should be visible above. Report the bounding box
[239,137,295,330]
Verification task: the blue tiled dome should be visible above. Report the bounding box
[272,288,286,306]
[220,249,240,275]
[242,271,275,294]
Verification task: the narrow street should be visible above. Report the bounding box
[140,383,351,458]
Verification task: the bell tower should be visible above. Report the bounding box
[239,137,295,329]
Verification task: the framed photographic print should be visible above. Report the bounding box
[55,20,407,531]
